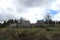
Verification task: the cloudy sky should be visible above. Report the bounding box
[0,0,60,23]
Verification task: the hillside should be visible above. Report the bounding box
[0,28,60,40]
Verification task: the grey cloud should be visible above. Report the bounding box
[7,8,13,13]
[18,0,55,7]
[16,8,27,13]
[0,8,16,22]
[0,13,15,22]
[0,0,56,23]
[15,0,55,13]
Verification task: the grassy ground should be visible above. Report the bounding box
[1,27,60,32]
[0,27,60,40]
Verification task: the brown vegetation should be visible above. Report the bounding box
[0,28,59,40]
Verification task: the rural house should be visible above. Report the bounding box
[18,20,31,28]
[35,20,44,27]
[8,23,17,28]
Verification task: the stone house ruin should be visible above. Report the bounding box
[8,23,17,28]
[7,19,45,28]
[35,20,44,28]
[17,20,31,28]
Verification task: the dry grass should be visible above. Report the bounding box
[0,28,60,40]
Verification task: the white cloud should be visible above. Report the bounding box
[53,12,60,21]
[0,0,14,9]
[0,0,58,23]
[19,7,46,23]
[48,0,60,21]
[48,0,60,10]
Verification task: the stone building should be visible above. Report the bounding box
[35,20,44,28]
[8,23,17,28]
[18,20,31,28]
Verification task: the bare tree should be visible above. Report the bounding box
[44,13,51,22]
[19,17,27,23]
[45,13,52,26]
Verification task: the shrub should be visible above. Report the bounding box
[0,29,49,40]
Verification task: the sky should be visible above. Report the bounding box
[0,0,60,23]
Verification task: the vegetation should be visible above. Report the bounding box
[0,28,59,40]
[0,15,60,40]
